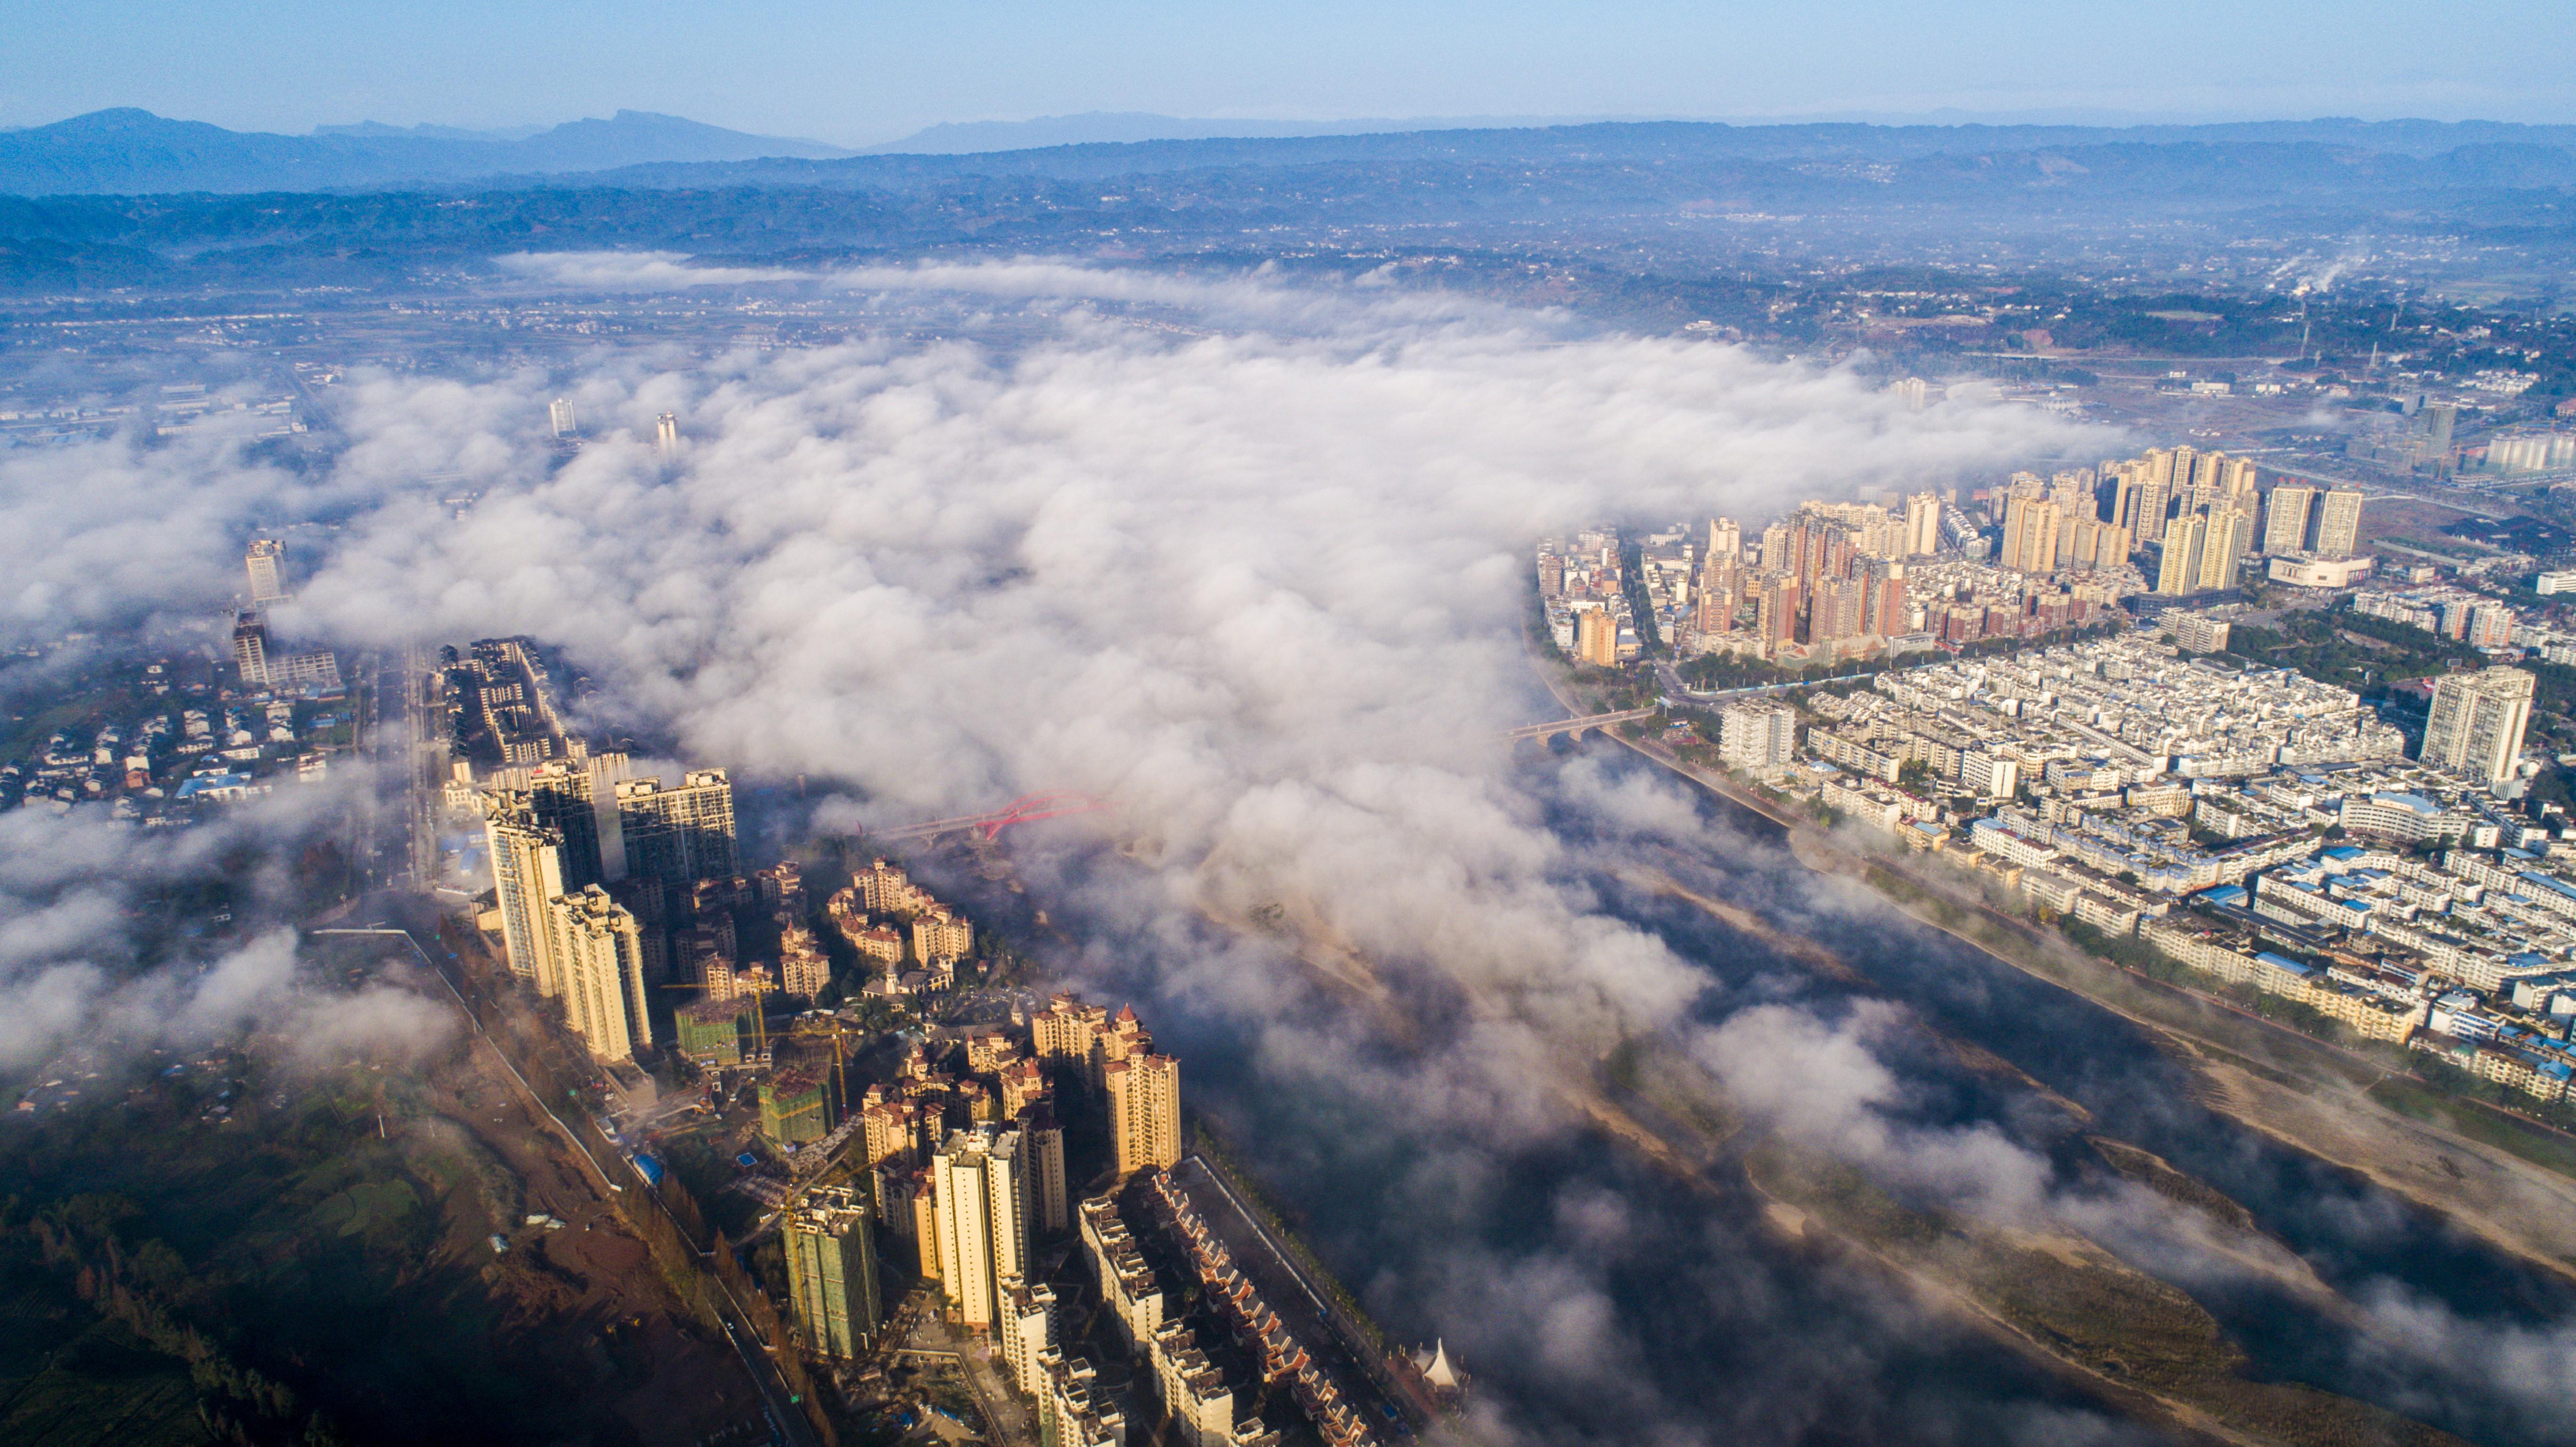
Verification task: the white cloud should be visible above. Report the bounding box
[0,774,449,1074]
[495,250,813,290]
[0,262,2151,1435]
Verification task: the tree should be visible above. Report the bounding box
[1897,758,1934,792]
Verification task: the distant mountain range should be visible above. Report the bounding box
[0,109,854,195]
[856,111,1641,154]
[3,108,2576,197]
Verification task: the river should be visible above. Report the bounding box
[983,739,2576,1446]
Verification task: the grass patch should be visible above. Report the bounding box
[0,1319,215,1447]
[2367,1078,2576,1181]
[1749,1136,2468,1446]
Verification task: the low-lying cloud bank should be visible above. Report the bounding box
[42,257,2489,1439]
[0,783,452,1075]
[18,255,2576,1442]
[292,263,2097,1047]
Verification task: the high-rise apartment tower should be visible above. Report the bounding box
[545,885,654,1064]
[245,539,288,604]
[2313,489,2366,559]
[1105,1054,1182,1178]
[2421,667,2535,785]
[617,770,737,885]
[2262,485,2316,555]
[486,806,568,993]
[933,1126,1032,1331]
[785,1184,882,1358]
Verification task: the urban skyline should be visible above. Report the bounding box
[14,56,2576,1447]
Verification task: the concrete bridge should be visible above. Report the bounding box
[1505,707,1659,746]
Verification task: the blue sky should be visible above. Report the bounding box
[6,0,2571,142]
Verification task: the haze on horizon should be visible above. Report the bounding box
[5,0,2572,145]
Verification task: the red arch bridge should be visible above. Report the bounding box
[869,790,1114,843]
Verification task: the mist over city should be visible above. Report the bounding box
[6,5,2576,1447]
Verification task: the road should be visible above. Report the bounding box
[354,645,437,894]
[1653,659,1886,704]
[1175,1154,1433,1428]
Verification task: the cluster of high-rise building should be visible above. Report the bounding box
[1541,449,2374,675]
[461,639,761,1068]
[853,1028,1067,1282]
[1999,469,2133,575]
[1535,528,1643,666]
[482,759,738,1066]
[777,990,1247,1447]
[1680,499,1940,661]
[2102,447,2364,598]
[1032,993,1182,1176]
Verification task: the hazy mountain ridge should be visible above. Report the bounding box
[565,132,2576,197]
[0,108,853,196]
[857,110,1641,153]
[4,109,2576,197]
[3,116,2572,294]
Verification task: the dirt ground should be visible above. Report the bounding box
[2197,1058,2576,1279]
[410,978,763,1447]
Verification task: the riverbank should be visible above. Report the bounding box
[1529,645,2576,1282]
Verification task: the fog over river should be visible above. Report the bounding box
[999,740,2576,1447]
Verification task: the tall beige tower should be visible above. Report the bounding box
[546,885,654,1064]
[933,1126,1030,1331]
[2216,455,2261,508]
[2156,513,2207,597]
[2262,485,2316,555]
[2001,495,2061,573]
[1903,492,1942,557]
[2132,451,2178,543]
[1105,1054,1181,1177]
[1032,993,1110,1092]
[245,539,288,604]
[655,411,681,460]
[2421,667,2535,785]
[2196,508,2254,592]
[1708,517,1742,565]
[2314,489,2366,559]
[486,805,569,995]
[1576,607,1618,666]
